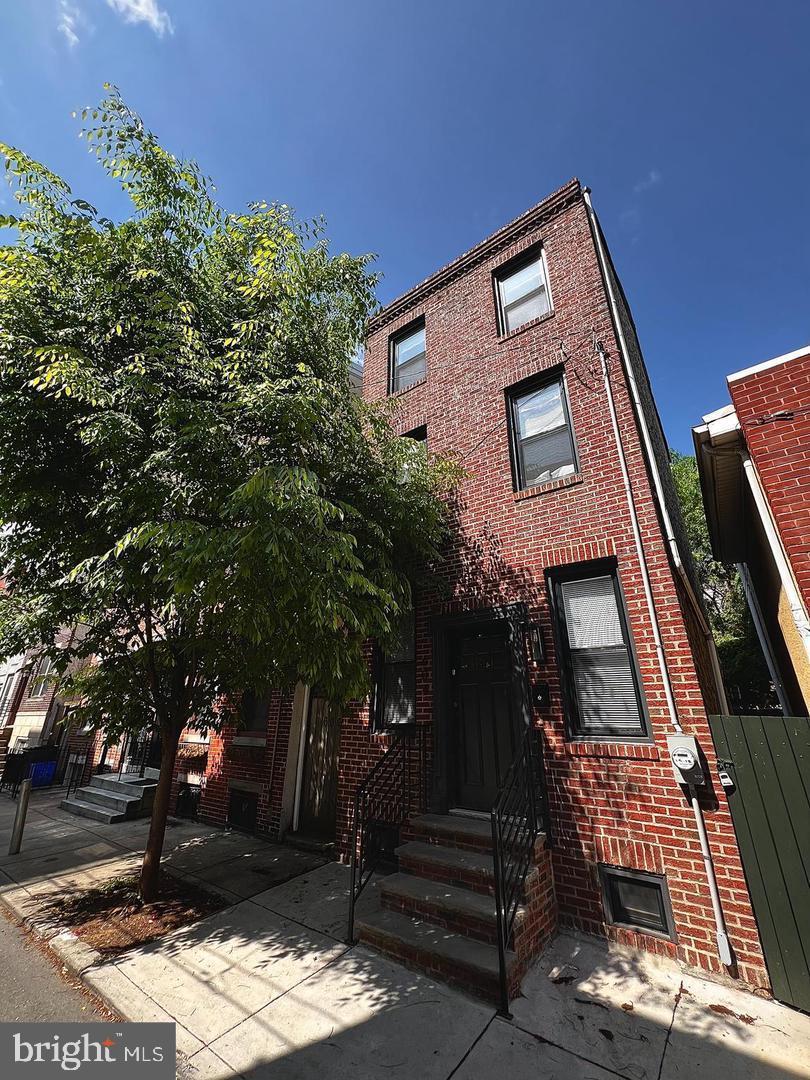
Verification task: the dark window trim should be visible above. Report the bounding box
[388,316,426,395]
[493,242,552,337]
[546,557,651,743]
[371,612,417,734]
[403,424,427,443]
[241,690,271,733]
[599,864,677,941]
[505,367,579,493]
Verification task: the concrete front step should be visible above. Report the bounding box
[89,774,158,796]
[356,907,516,1003]
[61,772,158,823]
[59,797,128,824]
[76,786,144,814]
[404,813,493,853]
[380,871,524,945]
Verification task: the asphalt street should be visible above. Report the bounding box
[0,907,106,1023]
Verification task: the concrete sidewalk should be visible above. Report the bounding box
[1,789,808,1079]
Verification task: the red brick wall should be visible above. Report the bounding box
[729,350,810,611]
[354,186,767,988]
[197,183,768,990]
[197,691,293,834]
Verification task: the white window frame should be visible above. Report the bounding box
[495,247,553,335]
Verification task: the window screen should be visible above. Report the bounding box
[553,569,647,739]
[509,376,576,488]
[391,323,426,393]
[497,254,551,333]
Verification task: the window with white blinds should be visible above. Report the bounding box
[508,374,577,490]
[555,571,647,738]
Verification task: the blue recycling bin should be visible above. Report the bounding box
[28,760,57,787]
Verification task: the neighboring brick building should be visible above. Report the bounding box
[197,179,769,1001]
[694,345,810,714]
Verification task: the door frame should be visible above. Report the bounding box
[431,603,531,813]
[291,684,312,833]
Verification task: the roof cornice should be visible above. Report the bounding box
[367,178,583,334]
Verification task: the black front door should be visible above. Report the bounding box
[451,626,519,812]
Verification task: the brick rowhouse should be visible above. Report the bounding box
[197,179,769,993]
[694,344,810,713]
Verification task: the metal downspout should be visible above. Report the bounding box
[584,189,734,969]
[583,189,729,715]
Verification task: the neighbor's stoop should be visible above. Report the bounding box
[61,773,158,824]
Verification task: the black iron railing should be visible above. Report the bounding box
[491,725,549,1016]
[64,745,94,798]
[347,725,426,943]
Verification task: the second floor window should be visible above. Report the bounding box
[508,374,577,489]
[390,321,426,393]
[496,252,551,333]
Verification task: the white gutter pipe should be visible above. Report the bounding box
[583,189,730,716]
[597,344,683,735]
[584,189,734,970]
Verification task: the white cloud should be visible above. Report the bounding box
[106,0,173,37]
[58,0,82,48]
[633,168,662,195]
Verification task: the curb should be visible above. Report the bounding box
[0,886,118,1005]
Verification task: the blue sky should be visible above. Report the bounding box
[1,0,808,451]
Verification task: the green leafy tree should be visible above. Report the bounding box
[670,450,775,711]
[0,88,457,900]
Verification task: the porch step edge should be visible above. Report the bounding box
[356,907,516,1000]
[59,798,127,824]
[406,813,493,851]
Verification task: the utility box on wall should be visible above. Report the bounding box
[666,734,706,787]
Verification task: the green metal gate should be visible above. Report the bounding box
[710,714,810,1013]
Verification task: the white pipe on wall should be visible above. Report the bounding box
[584,188,735,971]
[583,189,730,716]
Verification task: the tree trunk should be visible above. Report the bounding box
[139,723,180,902]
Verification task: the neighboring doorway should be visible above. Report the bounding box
[449,622,521,812]
[296,692,341,841]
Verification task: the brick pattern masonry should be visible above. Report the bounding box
[191,180,770,994]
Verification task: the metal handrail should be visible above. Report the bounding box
[346,725,426,943]
[490,724,548,1016]
[64,745,93,798]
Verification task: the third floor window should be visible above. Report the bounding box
[390,321,426,393]
[496,252,551,334]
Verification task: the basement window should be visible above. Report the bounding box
[496,250,551,334]
[600,865,675,938]
[390,320,426,393]
[228,788,259,833]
